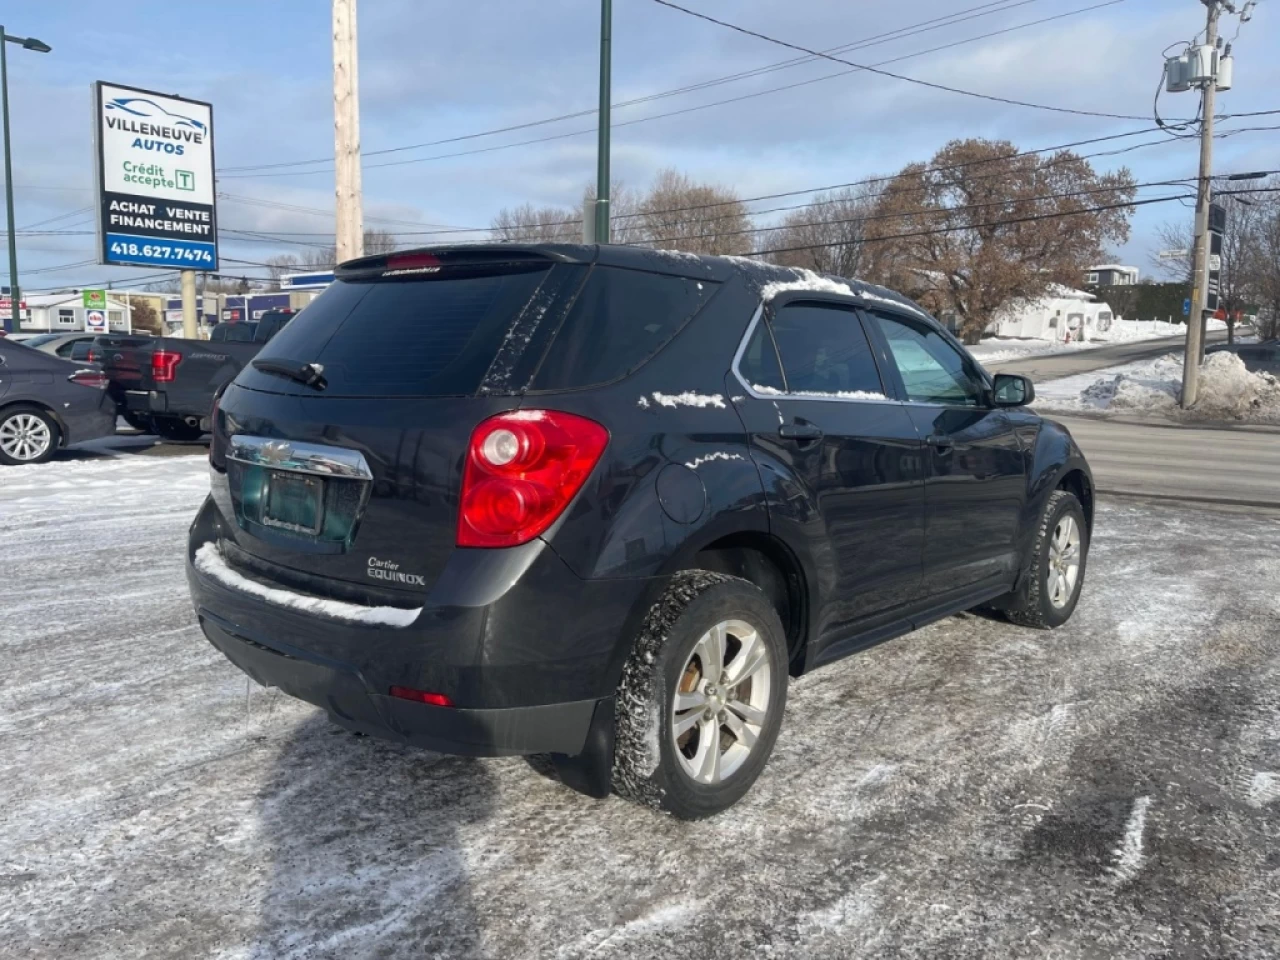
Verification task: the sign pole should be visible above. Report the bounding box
[181,269,197,340]
[2,29,20,334]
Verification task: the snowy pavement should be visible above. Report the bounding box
[4,452,1280,959]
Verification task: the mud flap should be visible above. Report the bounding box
[551,696,616,799]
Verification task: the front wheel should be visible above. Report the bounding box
[995,489,1089,629]
[612,571,788,819]
[0,406,61,466]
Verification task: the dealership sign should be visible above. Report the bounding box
[93,81,217,270]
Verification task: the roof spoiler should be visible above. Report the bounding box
[335,244,590,281]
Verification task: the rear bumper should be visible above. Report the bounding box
[187,495,659,757]
[201,612,605,755]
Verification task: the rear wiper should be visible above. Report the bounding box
[251,358,327,390]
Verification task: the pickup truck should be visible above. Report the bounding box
[95,310,296,440]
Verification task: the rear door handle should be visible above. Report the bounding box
[779,423,823,441]
[926,434,954,449]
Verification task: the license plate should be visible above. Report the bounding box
[263,471,324,535]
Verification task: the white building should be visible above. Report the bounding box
[19,293,133,335]
[988,284,1115,342]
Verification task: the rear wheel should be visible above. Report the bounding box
[0,406,61,466]
[994,489,1088,629]
[612,571,788,819]
[152,416,204,442]
[121,412,152,433]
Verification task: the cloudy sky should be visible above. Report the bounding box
[3,0,1276,292]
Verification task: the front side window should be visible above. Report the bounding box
[870,311,987,407]
[765,302,885,397]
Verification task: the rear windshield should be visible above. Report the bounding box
[246,264,553,397]
[212,323,257,342]
[240,260,716,398]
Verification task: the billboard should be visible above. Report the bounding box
[94,81,217,271]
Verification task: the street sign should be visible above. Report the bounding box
[1183,298,1191,316]
[93,81,218,271]
[85,309,108,334]
[82,289,107,310]
[1158,248,1191,260]
[1206,230,1223,311]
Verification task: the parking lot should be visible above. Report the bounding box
[2,441,1278,959]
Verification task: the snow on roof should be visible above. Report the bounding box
[23,293,133,309]
[758,268,933,321]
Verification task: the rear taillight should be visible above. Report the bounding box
[152,350,182,383]
[389,686,453,707]
[68,370,108,390]
[457,410,608,548]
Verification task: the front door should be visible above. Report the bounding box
[732,298,926,644]
[864,309,1027,594]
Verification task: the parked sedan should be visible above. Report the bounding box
[14,332,101,361]
[1207,340,1280,376]
[0,338,116,465]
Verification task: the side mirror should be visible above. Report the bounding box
[992,373,1035,407]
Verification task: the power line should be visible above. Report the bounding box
[649,0,1159,121]
[219,0,1049,174]
[219,0,1134,181]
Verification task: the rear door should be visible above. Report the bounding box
[864,309,1026,594]
[732,297,926,643]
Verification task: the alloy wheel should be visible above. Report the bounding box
[0,414,53,462]
[671,618,773,784]
[1047,514,1081,609]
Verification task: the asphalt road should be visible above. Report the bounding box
[1052,415,1280,510]
[989,329,1230,382]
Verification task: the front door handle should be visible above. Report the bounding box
[779,422,823,441]
[926,434,954,449]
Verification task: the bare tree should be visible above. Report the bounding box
[363,228,399,256]
[869,139,1137,343]
[265,254,303,282]
[635,169,753,256]
[490,203,580,243]
[1246,179,1280,340]
[761,184,881,278]
[128,299,163,335]
[1152,190,1265,342]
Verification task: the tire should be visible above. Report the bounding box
[121,412,153,433]
[152,417,204,442]
[0,406,61,466]
[612,571,788,819]
[995,489,1089,629]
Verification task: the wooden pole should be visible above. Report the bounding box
[333,0,363,265]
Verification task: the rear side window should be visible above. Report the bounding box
[767,302,885,397]
[531,266,717,390]
[738,319,785,393]
[248,264,553,397]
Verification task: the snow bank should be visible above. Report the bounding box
[971,318,1224,367]
[1034,350,1280,423]
[193,543,421,627]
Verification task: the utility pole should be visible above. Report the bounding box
[1180,0,1222,409]
[1,26,52,334]
[594,0,612,244]
[332,0,364,265]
